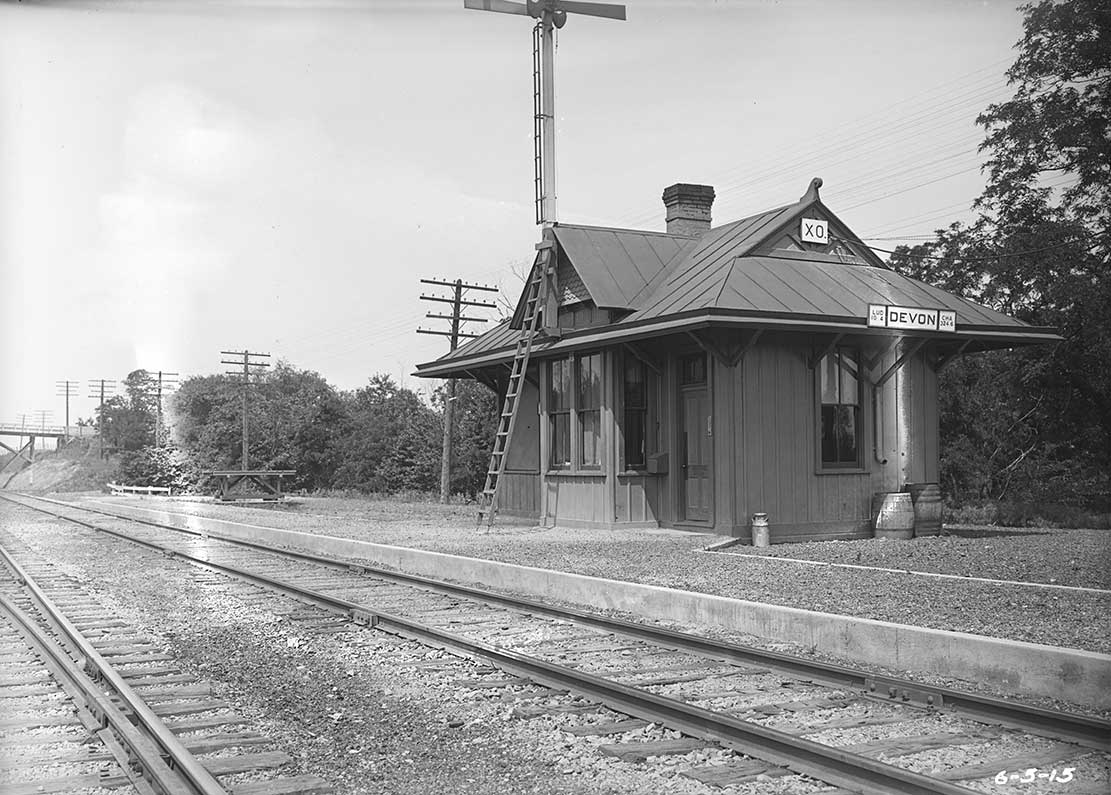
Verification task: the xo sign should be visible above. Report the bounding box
[801,217,828,244]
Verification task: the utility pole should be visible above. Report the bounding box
[56,380,79,441]
[144,370,179,447]
[221,350,270,471]
[88,380,116,458]
[418,277,498,503]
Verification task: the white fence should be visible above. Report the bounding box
[107,483,171,496]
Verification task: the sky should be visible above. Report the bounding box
[0,0,1033,427]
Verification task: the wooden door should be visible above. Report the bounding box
[680,386,712,522]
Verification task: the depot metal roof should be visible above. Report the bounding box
[551,224,697,309]
[415,186,1060,379]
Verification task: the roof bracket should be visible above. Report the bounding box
[874,338,928,389]
[808,333,845,370]
[464,368,499,392]
[623,343,662,375]
[864,337,903,376]
[500,361,538,389]
[933,338,974,372]
[726,328,763,367]
[686,330,733,368]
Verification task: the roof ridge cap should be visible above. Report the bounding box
[555,222,698,238]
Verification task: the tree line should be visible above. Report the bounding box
[100,367,498,499]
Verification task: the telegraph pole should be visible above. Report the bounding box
[144,370,179,447]
[418,277,498,503]
[88,379,117,458]
[56,380,79,441]
[221,350,270,471]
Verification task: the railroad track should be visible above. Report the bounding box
[2,492,1108,795]
[0,523,333,794]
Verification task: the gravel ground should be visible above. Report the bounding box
[87,495,1111,657]
[6,510,786,795]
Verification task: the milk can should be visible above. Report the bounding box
[751,513,770,547]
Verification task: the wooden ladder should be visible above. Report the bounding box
[477,245,552,527]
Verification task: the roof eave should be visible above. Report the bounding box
[414,311,1060,378]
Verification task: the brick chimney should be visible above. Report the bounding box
[662,183,715,235]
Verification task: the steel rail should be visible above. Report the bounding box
[0,594,213,795]
[0,494,983,795]
[11,491,1107,752]
[0,542,229,795]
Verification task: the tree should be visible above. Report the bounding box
[171,363,348,491]
[332,375,441,494]
[977,0,1110,241]
[434,378,498,499]
[100,369,157,453]
[888,0,1111,510]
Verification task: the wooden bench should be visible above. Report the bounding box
[204,470,297,502]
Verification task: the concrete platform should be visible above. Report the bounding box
[79,499,1111,710]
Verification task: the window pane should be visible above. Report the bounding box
[819,348,861,467]
[679,354,706,385]
[623,358,646,408]
[550,358,571,410]
[839,350,859,406]
[821,404,859,465]
[624,408,646,469]
[580,409,600,467]
[578,353,601,409]
[820,353,838,403]
[551,413,570,467]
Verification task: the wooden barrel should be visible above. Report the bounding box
[906,482,942,536]
[871,492,915,540]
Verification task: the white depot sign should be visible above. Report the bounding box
[868,304,957,332]
[800,217,828,244]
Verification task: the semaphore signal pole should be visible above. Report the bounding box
[221,350,270,471]
[418,277,498,503]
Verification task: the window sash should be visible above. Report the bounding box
[818,347,862,468]
[622,357,648,470]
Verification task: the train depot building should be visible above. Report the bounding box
[415,179,1058,542]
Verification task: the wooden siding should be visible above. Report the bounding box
[614,474,661,525]
[546,474,607,525]
[732,340,872,542]
[500,372,540,519]
[497,472,540,519]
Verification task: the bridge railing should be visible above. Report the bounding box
[0,424,97,438]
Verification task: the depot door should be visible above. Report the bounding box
[679,355,712,523]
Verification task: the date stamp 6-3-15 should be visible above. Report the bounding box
[995,767,1076,784]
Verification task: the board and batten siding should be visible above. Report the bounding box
[724,338,940,542]
[731,340,872,542]
[496,371,540,519]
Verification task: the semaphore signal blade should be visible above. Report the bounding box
[557,1,626,21]
[463,0,530,15]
